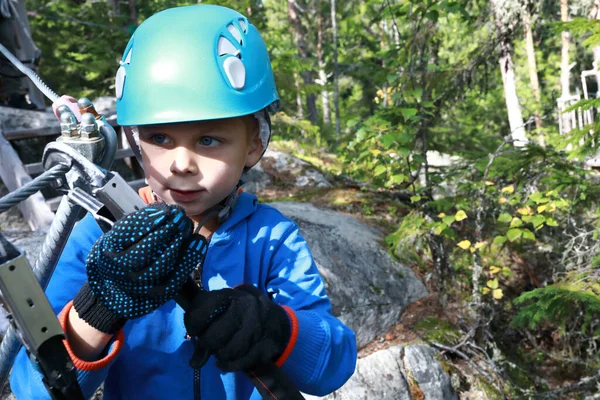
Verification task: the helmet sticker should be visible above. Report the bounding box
[223,57,246,89]
[116,48,132,99]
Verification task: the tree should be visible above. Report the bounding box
[523,3,544,139]
[288,0,318,125]
[490,0,528,146]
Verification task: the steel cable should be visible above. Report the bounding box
[0,164,70,214]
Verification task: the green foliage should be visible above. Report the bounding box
[511,285,600,334]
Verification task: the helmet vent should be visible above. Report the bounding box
[218,36,239,57]
[227,23,243,45]
[239,19,247,33]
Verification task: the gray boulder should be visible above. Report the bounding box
[269,201,427,348]
[304,344,457,400]
[243,149,331,194]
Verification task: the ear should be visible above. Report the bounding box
[245,126,263,169]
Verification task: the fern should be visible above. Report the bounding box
[511,285,600,336]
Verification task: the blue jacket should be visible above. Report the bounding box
[10,192,357,399]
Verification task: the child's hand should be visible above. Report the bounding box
[73,203,208,334]
[184,285,292,372]
[52,95,82,121]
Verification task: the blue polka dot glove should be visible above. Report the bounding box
[73,203,208,334]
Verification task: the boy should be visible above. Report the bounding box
[9,4,357,399]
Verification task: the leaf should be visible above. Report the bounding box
[489,266,501,275]
[492,288,503,299]
[498,197,508,205]
[517,207,532,216]
[457,240,471,249]
[501,185,514,194]
[373,165,387,176]
[498,213,512,223]
[455,210,467,221]
[410,195,421,203]
[389,174,406,184]
[378,134,396,149]
[485,181,495,186]
[522,229,536,241]
[486,279,499,289]
[507,229,522,242]
[510,217,523,228]
[493,235,507,245]
[474,242,487,250]
[433,223,447,235]
[438,213,446,218]
[482,287,491,295]
[400,108,418,119]
[537,205,547,213]
[529,192,549,204]
[443,215,456,225]
[546,218,559,227]
[501,267,513,276]
[530,215,546,229]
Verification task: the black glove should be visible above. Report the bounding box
[73,203,208,334]
[184,284,292,372]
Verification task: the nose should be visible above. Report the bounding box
[169,146,199,175]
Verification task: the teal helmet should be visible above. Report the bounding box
[115,5,280,126]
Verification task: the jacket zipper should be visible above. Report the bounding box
[193,337,201,400]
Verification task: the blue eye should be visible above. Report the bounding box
[151,134,168,145]
[200,137,219,147]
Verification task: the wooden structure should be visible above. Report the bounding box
[0,101,144,231]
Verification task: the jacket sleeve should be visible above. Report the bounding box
[265,220,357,396]
[9,214,118,399]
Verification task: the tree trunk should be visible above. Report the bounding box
[128,0,137,27]
[523,9,544,142]
[592,0,600,99]
[288,0,318,125]
[491,0,527,146]
[317,2,331,125]
[331,0,341,136]
[294,72,304,119]
[560,0,572,133]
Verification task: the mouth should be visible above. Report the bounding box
[168,188,204,202]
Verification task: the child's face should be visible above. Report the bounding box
[137,117,261,218]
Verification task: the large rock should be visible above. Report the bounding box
[404,344,458,400]
[304,344,457,400]
[269,202,427,348]
[243,149,331,193]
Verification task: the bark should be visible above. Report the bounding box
[288,0,318,125]
[592,1,600,99]
[331,0,341,136]
[294,72,304,119]
[491,0,527,146]
[560,0,572,133]
[523,8,544,141]
[317,2,331,125]
[128,0,137,26]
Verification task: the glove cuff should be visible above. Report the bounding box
[73,281,126,335]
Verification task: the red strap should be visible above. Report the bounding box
[275,306,299,367]
[58,301,125,371]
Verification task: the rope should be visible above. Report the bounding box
[0,42,59,103]
[0,164,70,214]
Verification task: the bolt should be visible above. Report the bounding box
[58,105,78,137]
[80,113,99,139]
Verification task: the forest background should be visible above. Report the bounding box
[17,0,600,398]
